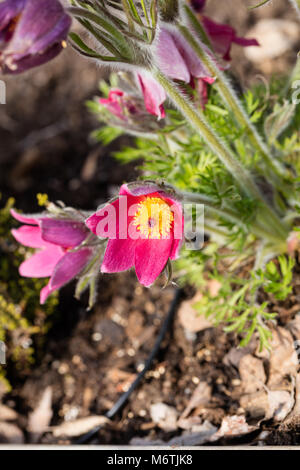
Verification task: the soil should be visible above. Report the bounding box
[0,0,300,446]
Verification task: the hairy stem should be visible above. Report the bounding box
[179,6,289,181]
[181,190,287,245]
[152,68,289,241]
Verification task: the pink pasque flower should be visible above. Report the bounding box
[191,0,259,61]
[99,89,138,121]
[85,183,184,287]
[137,27,216,117]
[11,209,93,304]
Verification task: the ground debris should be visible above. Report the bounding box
[28,387,53,442]
[150,403,178,431]
[51,415,110,438]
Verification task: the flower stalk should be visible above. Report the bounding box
[152,68,289,242]
[179,5,289,181]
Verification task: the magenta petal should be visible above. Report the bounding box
[19,245,64,278]
[85,213,101,235]
[40,284,51,304]
[49,248,92,292]
[233,36,259,48]
[137,73,166,119]
[86,199,120,238]
[39,218,88,248]
[101,238,135,273]
[11,225,45,248]
[10,208,38,225]
[134,238,173,287]
[171,31,211,80]
[156,29,190,82]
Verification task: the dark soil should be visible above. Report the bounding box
[0,0,300,446]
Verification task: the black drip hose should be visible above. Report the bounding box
[74,288,183,445]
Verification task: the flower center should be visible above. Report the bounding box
[133,197,174,239]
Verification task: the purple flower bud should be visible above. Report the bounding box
[0,0,71,74]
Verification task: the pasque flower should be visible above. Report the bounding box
[11,209,93,304]
[138,27,216,117]
[139,3,258,117]
[85,183,184,287]
[99,89,138,122]
[0,0,71,74]
[190,0,259,61]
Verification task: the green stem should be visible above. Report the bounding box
[181,190,286,245]
[152,68,288,241]
[179,7,289,181]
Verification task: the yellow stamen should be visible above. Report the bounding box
[133,197,173,239]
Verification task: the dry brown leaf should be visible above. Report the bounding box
[51,415,109,438]
[240,390,270,419]
[178,294,212,334]
[268,327,298,387]
[240,388,294,423]
[289,373,300,417]
[0,404,18,421]
[214,415,257,439]
[177,416,203,431]
[287,314,300,341]
[0,422,24,444]
[179,382,212,420]
[28,386,53,441]
[223,339,257,368]
[150,403,178,432]
[239,355,266,394]
[266,390,294,422]
[131,421,218,446]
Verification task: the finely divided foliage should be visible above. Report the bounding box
[3,0,300,348]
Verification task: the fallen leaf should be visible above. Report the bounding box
[223,337,257,368]
[0,404,18,421]
[0,422,24,444]
[268,327,298,387]
[179,382,212,421]
[150,403,178,432]
[178,294,212,333]
[266,390,294,422]
[287,314,300,340]
[214,415,257,439]
[239,355,266,394]
[28,386,53,442]
[240,391,270,420]
[51,415,109,438]
[130,421,218,447]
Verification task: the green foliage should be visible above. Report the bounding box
[0,196,58,392]
[255,255,295,301]
[89,71,300,348]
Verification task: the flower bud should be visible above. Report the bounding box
[0,0,71,74]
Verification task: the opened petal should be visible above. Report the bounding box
[101,238,135,273]
[134,238,173,287]
[19,245,64,278]
[137,73,166,119]
[11,225,45,249]
[39,218,88,248]
[49,248,93,292]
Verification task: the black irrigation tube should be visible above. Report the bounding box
[75,287,183,445]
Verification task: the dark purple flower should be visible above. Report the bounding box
[0,0,71,74]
